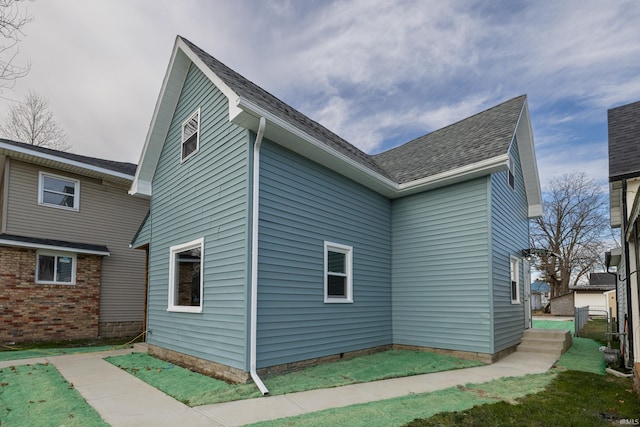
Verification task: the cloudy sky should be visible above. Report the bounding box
[1,0,639,187]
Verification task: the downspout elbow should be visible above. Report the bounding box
[250,117,269,395]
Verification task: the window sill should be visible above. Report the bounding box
[38,202,79,212]
[36,282,76,286]
[324,298,353,304]
[167,306,203,313]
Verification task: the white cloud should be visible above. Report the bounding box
[0,0,635,189]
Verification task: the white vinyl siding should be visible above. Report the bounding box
[38,172,79,211]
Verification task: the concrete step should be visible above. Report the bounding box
[517,328,572,356]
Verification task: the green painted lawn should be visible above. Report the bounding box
[105,349,484,406]
[0,363,108,427]
[0,345,130,362]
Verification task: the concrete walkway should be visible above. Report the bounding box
[1,346,559,427]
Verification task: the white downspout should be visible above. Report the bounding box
[250,116,269,395]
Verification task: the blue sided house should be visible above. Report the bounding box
[130,36,542,391]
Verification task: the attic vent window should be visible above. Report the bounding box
[181,108,200,161]
[507,157,515,190]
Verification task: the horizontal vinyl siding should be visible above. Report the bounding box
[145,63,250,370]
[392,177,492,353]
[257,141,392,368]
[491,138,529,351]
[5,160,149,322]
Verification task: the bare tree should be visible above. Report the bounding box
[1,91,71,151]
[530,172,609,298]
[0,0,33,87]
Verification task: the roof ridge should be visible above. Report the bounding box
[374,95,526,158]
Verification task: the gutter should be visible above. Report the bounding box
[622,179,635,367]
[250,117,269,395]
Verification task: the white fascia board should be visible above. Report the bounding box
[610,181,622,228]
[234,98,515,198]
[0,141,133,182]
[397,154,508,195]
[0,239,110,256]
[233,98,399,196]
[626,186,640,241]
[130,37,242,197]
[176,38,243,120]
[512,100,543,218]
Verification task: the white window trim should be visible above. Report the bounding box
[168,237,204,313]
[510,255,520,304]
[38,171,80,211]
[181,108,200,163]
[324,241,353,303]
[35,250,76,285]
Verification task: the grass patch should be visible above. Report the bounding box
[251,372,558,427]
[253,320,615,425]
[0,336,140,362]
[405,370,640,427]
[532,319,574,330]
[0,344,133,362]
[0,363,108,427]
[105,349,484,406]
[555,337,606,374]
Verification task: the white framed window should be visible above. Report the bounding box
[510,256,520,304]
[506,157,515,190]
[324,241,353,303]
[38,172,79,211]
[181,108,200,162]
[168,238,204,313]
[36,251,76,285]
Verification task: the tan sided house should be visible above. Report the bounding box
[0,139,149,343]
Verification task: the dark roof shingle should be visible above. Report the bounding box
[0,138,137,176]
[181,37,525,185]
[0,233,109,254]
[372,96,526,183]
[181,37,391,179]
[608,100,640,181]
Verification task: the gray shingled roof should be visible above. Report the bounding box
[0,138,137,176]
[373,96,526,184]
[0,233,109,254]
[608,100,640,181]
[181,38,391,179]
[181,37,525,185]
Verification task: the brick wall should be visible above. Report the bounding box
[0,246,102,343]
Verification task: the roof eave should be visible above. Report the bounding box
[396,154,509,196]
[130,36,243,197]
[233,98,399,197]
[0,141,133,185]
[0,238,110,256]
[512,99,543,218]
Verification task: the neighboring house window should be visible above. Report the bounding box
[36,251,76,285]
[38,172,79,211]
[510,256,520,304]
[181,108,200,161]
[324,241,353,303]
[168,238,204,313]
[506,157,515,190]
